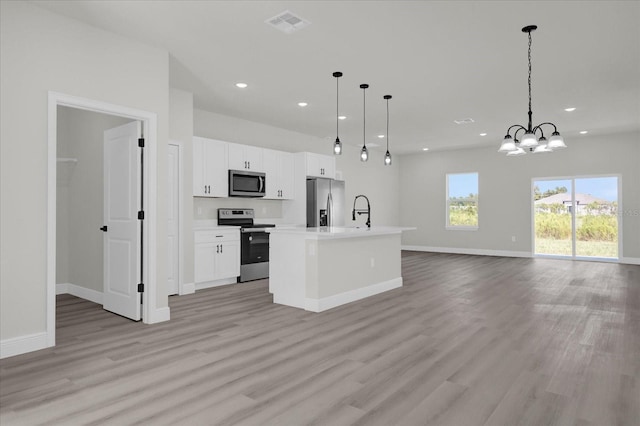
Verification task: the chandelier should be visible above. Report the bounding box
[499,25,567,156]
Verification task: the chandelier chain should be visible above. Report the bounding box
[528,31,532,115]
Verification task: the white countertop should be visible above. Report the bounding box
[193,220,239,231]
[267,226,415,240]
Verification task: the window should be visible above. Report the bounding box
[446,172,478,229]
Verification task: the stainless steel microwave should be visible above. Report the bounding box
[228,170,266,197]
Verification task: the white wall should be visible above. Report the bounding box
[169,88,194,287]
[56,107,132,293]
[399,131,640,261]
[0,1,170,343]
[193,108,401,227]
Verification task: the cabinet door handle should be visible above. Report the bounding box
[248,161,251,169]
[216,244,219,253]
[220,244,223,253]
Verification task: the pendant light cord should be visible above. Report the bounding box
[362,87,366,148]
[336,76,339,136]
[386,98,389,152]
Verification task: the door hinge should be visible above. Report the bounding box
[138,211,145,220]
[138,138,145,148]
[138,283,144,293]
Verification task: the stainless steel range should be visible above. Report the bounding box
[218,208,275,282]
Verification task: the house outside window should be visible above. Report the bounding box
[446,172,478,230]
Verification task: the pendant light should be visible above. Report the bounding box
[360,84,369,162]
[383,95,392,165]
[498,25,567,155]
[332,71,343,155]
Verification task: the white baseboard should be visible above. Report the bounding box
[403,246,640,266]
[181,282,196,295]
[56,282,103,305]
[0,332,50,359]
[56,283,69,295]
[402,245,532,258]
[147,306,171,324]
[195,277,236,291]
[305,277,403,313]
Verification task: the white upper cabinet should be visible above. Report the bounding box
[193,136,228,197]
[263,149,295,200]
[305,152,335,179]
[228,143,263,172]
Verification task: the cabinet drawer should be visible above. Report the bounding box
[194,230,239,244]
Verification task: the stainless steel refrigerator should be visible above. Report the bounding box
[307,178,345,227]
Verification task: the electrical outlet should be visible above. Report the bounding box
[512,236,516,242]
[370,258,375,267]
[197,207,202,215]
[262,207,267,214]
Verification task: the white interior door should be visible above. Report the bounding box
[167,143,180,295]
[103,121,141,320]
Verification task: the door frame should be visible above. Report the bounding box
[530,174,623,263]
[168,140,184,295]
[47,91,159,348]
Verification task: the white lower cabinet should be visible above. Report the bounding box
[194,229,240,289]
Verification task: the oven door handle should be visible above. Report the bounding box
[241,228,271,233]
[259,176,264,194]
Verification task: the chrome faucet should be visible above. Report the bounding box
[352,195,371,228]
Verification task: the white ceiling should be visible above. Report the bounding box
[32,1,640,154]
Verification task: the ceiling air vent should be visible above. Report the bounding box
[266,10,310,34]
[454,118,475,125]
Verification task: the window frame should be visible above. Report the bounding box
[446,172,479,231]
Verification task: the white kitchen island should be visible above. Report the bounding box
[267,226,415,312]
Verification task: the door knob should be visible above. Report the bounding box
[100,226,108,232]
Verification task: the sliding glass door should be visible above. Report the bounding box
[533,179,573,256]
[533,176,619,260]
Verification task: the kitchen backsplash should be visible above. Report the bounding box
[194,197,283,220]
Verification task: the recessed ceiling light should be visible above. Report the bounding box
[479,133,487,136]
[338,115,346,120]
[235,83,248,88]
[564,107,576,112]
[298,102,308,107]
[378,134,385,139]
[580,130,588,134]
[454,118,474,125]
[422,148,429,151]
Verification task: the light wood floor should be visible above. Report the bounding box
[1,252,639,425]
